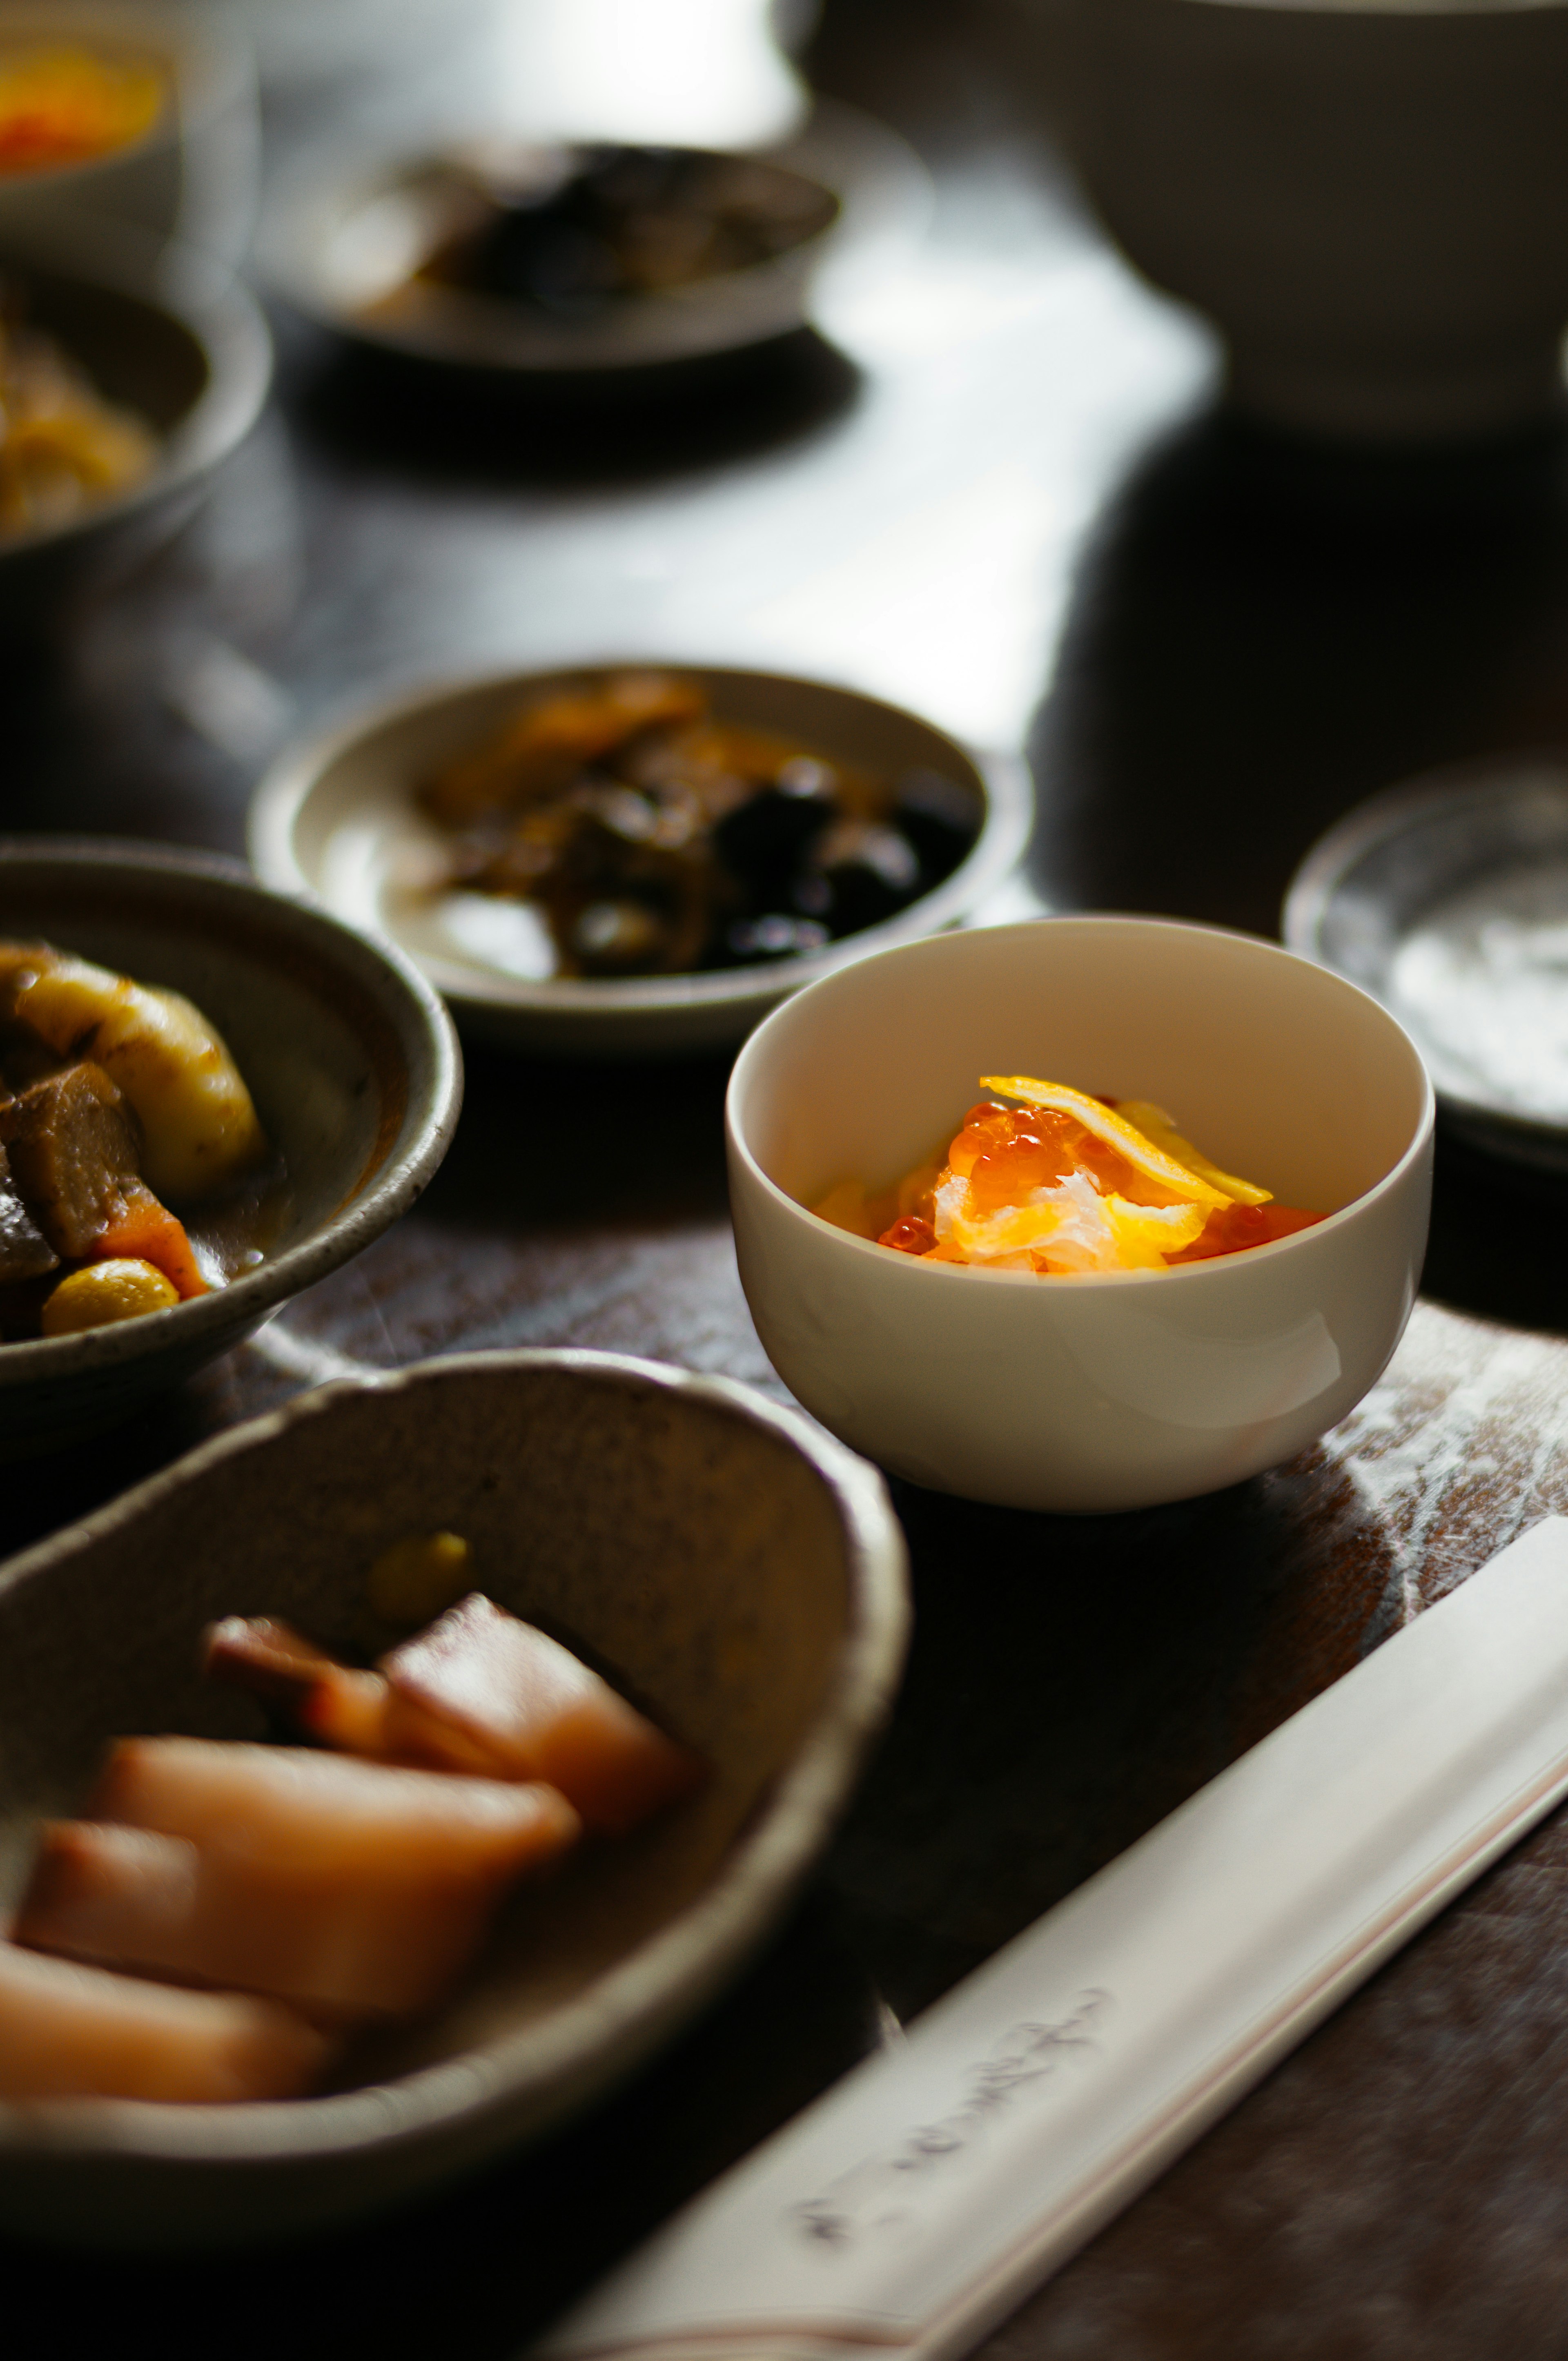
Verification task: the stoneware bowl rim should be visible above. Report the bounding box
[0,1347,911,2177]
[0,835,462,1391]
[728,911,1437,1291]
[248,656,1033,1035]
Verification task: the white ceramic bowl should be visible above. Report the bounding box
[0,1349,909,2247]
[0,2,258,270]
[249,660,1031,1056]
[727,916,1434,1513]
[1039,0,1568,443]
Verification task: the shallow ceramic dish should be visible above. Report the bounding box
[0,1347,909,2247]
[1036,0,1568,442]
[727,916,1434,1514]
[249,660,1031,1056]
[259,100,925,375]
[0,218,271,619]
[0,839,460,1451]
[1284,752,1568,1172]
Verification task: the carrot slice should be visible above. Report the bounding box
[90,1186,207,1299]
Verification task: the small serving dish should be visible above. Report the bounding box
[249,660,1031,1056]
[727,916,1434,1514]
[0,1347,909,2246]
[259,100,925,376]
[1284,752,1568,1172]
[0,839,460,1451]
[0,217,271,620]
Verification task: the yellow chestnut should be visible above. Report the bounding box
[42,1258,180,1337]
[365,1530,472,1627]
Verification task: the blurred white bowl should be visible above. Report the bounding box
[0,1,258,270]
[1039,0,1568,443]
[259,100,926,375]
[727,916,1434,1514]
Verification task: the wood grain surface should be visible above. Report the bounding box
[6,0,1568,2351]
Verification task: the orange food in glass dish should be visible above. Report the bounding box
[813,1076,1324,1275]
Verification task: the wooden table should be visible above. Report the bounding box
[9,1,1568,2350]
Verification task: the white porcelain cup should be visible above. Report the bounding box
[1037,0,1568,444]
[727,916,1434,1514]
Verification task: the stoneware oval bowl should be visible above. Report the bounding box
[0,1348,910,2247]
[0,838,461,1451]
[0,218,272,621]
[249,659,1031,1056]
[1039,0,1568,443]
[727,915,1434,1514]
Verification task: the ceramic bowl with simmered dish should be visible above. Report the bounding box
[260,101,927,376]
[0,215,270,618]
[0,1348,908,2245]
[249,660,1031,1055]
[728,915,1434,1514]
[0,839,461,1451]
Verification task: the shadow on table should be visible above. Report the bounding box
[282,321,864,493]
[824,1430,1407,2024]
[1025,407,1568,940]
[418,1035,734,1232]
[1422,1120,1568,1340]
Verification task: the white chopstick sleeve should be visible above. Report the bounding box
[536,1515,1568,2361]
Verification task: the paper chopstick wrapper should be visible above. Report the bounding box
[536,1517,1568,2361]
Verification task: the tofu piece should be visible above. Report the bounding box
[78,1739,581,2016]
[381,1594,707,1834]
[0,1936,327,2104]
[0,1060,140,1258]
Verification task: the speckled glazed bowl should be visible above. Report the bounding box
[0,1349,909,2247]
[0,839,461,1450]
[0,221,271,621]
[728,916,1434,1513]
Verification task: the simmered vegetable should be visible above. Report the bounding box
[420,671,981,979]
[0,939,274,1342]
[413,143,838,317]
[10,1571,708,2101]
[0,1938,328,2105]
[0,304,157,541]
[206,1590,709,1835]
[18,1746,581,2018]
